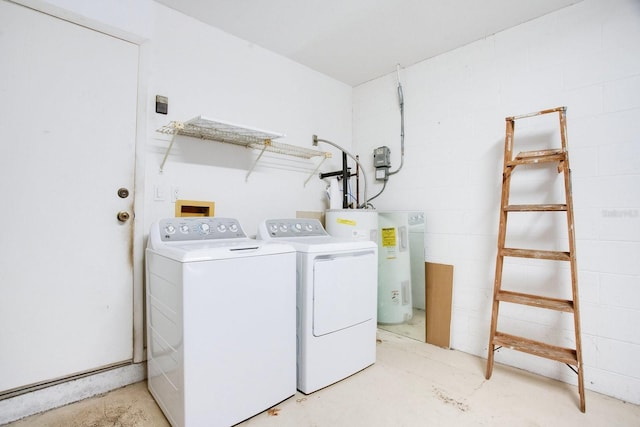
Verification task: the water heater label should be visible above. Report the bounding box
[336,218,356,226]
[391,290,400,304]
[381,227,397,247]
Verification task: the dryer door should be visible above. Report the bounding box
[313,251,377,336]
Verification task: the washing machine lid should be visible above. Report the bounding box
[149,238,294,262]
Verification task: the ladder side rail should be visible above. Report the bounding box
[486,118,515,379]
[559,108,585,412]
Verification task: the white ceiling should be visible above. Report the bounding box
[155,0,582,86]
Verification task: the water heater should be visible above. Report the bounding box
[377,212,413,324]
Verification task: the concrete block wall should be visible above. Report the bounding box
[353,0,640,404]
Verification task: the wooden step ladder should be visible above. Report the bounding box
[485,106,585,412]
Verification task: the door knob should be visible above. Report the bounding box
[117,211,131,222]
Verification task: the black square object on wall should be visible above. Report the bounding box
[156,95,168,114]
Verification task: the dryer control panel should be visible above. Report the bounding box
[261,219,327,238]
[159,217,246,241]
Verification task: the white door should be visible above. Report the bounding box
[0,1,138,393]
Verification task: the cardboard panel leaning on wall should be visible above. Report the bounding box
[426,263,454,348]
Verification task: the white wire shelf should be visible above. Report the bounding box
[157,116,330,181]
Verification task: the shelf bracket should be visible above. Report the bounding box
[159,121,184,173]
[304,153,330,187]
[245,140,271,182]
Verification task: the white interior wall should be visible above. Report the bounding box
[144,3,351,236]
[353,0,640,404]
[2,1,351,422]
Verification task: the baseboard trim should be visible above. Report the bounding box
[0,362,146,424]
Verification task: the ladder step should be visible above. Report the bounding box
[507,149,566,166]
[516,149,563,158]
[493,332,578,365]
[497,290,574,312]
[508,106,566,121]
[505,204,567,212]
[501,248,571,261]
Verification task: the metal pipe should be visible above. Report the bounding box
[319,169,351,180]
[342,152,349,208]
[389,64,405,176]
[356,154,360,208]
[312,135,369,208]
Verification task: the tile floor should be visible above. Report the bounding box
[5,329,639,427]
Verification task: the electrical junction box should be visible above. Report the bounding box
[374,146,391,168]
[374,146,391,181]
[375,168,388,181]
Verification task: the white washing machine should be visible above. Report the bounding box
[257,218,378,394]
[146,217,296,427]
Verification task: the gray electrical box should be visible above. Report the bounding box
[374,146,391,168]
[374,146,391,181]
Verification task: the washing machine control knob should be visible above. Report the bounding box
[217,224,227,233]
[199,223,210,234]
[180,225,190,234]
[294,223,302,232]
[229,223,238,233]
[165,225,176,234]
[279,224,288,232]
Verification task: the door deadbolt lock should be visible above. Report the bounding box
[117,211,131,222]
[117,188,130,199]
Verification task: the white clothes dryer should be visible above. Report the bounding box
[146,217,296,427]
[257,218,378,394]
